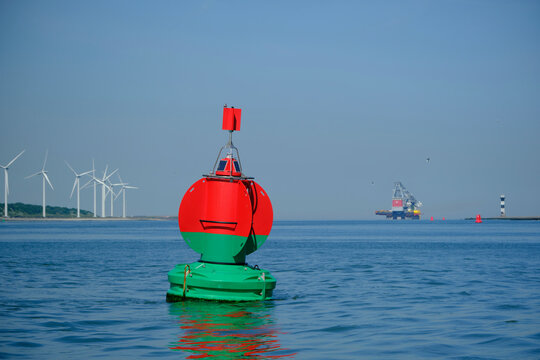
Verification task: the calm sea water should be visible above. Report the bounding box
[0,219,539,359]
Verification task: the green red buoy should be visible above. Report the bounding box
[167,106,276,302]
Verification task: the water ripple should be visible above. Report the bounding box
[1,220,539,359]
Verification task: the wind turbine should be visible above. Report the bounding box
[80,159,99,217]
[26,151,54,218]
[81,164,106,218]
[91,160,96,217]
[106,179,116,217]
[114,179,138,218]
[1,150,25,217]
[65,161,92,218]
[100,166,117,217]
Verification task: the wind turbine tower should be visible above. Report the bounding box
[108,181,115,217]
[112,174,138,218]
[66,161,92,218]
[80,160,102,217]
[1,150,25,217]
[115,183,138,218]
[100,166,117,217]
[92,161,96,217]
[26,151,54,218]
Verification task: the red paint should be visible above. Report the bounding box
[475,214,482,223]
[222,107,242,131]
[244,180,273,237]
[178,178,253,237]
[430,216,434,221]
[178,178,273,239]
[442,217,445,221]
[392,199,403,207]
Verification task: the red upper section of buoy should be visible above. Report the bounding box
[475,214,482,223]
[178,177,273,255]
[178,178,253,237]
[222,107,242,131]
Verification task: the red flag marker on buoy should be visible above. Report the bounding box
[475,214,482,223]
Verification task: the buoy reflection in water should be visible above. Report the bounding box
[169,301,295,359]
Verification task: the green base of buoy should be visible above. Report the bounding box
[166,261,276,302]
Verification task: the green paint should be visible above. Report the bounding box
[170,217,274,302]
[181,231,246,263]
[244,233,269,255]
[181,231,268,263]
[167,261,276,302]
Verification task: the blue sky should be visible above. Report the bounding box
[1,0,539,219]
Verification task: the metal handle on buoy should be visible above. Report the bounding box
[261,272,266,300]
[199,219,238,230]
[183,264,191,298]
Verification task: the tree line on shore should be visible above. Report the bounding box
[1,203,94,218]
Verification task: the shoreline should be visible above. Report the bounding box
[1,216,176,222]
[4,216,540,222]
[464,216,540,221]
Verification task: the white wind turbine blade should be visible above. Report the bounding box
[43,172,54,190]
[80,178,94,190]
[114,189,122,200]
[102,165,109,181]
[80,170,93,177]
[118,173,124,184]
[42,150,49,171]
[25,171,42,179]
[125,186,138,189]
[65,161,77,175]
[94,177,106,186]
[104,183,113,197]
[104,168,118,182]
[70,178,78,199]
[6,150,25,168]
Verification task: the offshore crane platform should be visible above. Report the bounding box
[376,181,422,220]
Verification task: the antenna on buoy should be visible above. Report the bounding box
[210,105,244,177]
